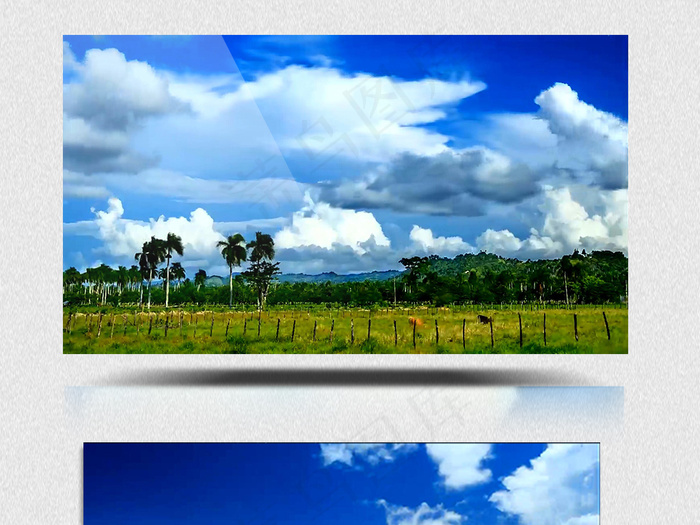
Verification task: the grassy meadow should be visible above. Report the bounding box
[62,304,627,354]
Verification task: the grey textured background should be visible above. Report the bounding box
[1,0,699,523]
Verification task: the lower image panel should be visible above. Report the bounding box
[84,443,600,525]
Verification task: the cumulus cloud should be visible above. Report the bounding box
[378,500,464,525]
[275,193,390,254]
[489,444,599,525]
[410,226,473,256]
[536,83,627,189]
[64,47,185,130]
[318,147,539,216]
[320,444,418,467]
[476,186,627,258]
[63,41,79,71]
[425,444,492,490]
[63,46,187,174]
[64,197,225,260]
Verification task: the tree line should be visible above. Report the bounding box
[64,234,628,309]
[64,231,280,311]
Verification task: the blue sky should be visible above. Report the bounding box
[63,35,628,276]
[84,443,600,525]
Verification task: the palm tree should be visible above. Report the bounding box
[170,262,186,289]
[194,269,207,291]
[247,231,275,262]
[128,265,141,292]
[135,237,167,309]
[217,233,247,307]
[242,232,279,311]
[163,232,184,308]
[116,266,129,294]
[63,267,81,294]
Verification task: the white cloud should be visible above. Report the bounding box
[489,444,600,525]
[410,226,473,255]
[63,170,110,199]
[476,186,627,258]
[66,197,226,261]
[240,65,485,163]
[535,83,627,189]
[64,47,185,130]
[425,444,492,490]
[378,500,464,525]
[275,193,390,255]
[319,444,418,467]
[63,41,79,71]
[63,47,187,174]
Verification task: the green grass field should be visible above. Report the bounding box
[62,304,628,354]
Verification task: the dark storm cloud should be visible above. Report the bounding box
[317,148,542,217]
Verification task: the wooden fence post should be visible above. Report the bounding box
[394,320,397,346]
[367,319,371,341]
[351,319,354,345]
[225,318,231,337]
[489,318,494,348]
[243,318,247,336]
[210,313,215,337]
[603,311,611,340]
[543,313,546,346]
[462,319,466,350]
[65,313,72,333]
[518,313,523,348]
[193,316,197,338]
[313,320,317,342]
[574,313,578,342]
[109,314,115,339]
[276,319,280,341]
[179,311,183,338]
[97,313,103,338]
[148,313,153,336]
[136,314,140,336]
[435,319,439,345]
[257,316,261,337]
[291,320,296,342]
[123,315,127,336]
[164,313,169,337]
[330,319,334,343]
[413,320,416,350]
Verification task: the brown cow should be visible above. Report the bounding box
[477,314,492,324]
[408,317,424,327]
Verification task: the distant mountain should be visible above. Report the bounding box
[204,275,225,288]
[204,270,403,287]
[277,270,403,283]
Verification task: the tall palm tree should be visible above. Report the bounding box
[194,269,207,291]
[135,237,167,309]
[163,232,184,308]
[247,231,275,262]
[128,265,141,292]
[217,233,247,307]
[170,262,186,289]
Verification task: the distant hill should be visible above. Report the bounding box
[204,275,225,288]
[204,270,403,287]
[277,270,403,283]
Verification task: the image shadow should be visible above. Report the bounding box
[102,366,585,387]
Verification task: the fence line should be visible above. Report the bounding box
[64,308,620,351]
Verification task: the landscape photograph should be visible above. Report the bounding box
[63,35,628,354]
[84,442,601,525]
